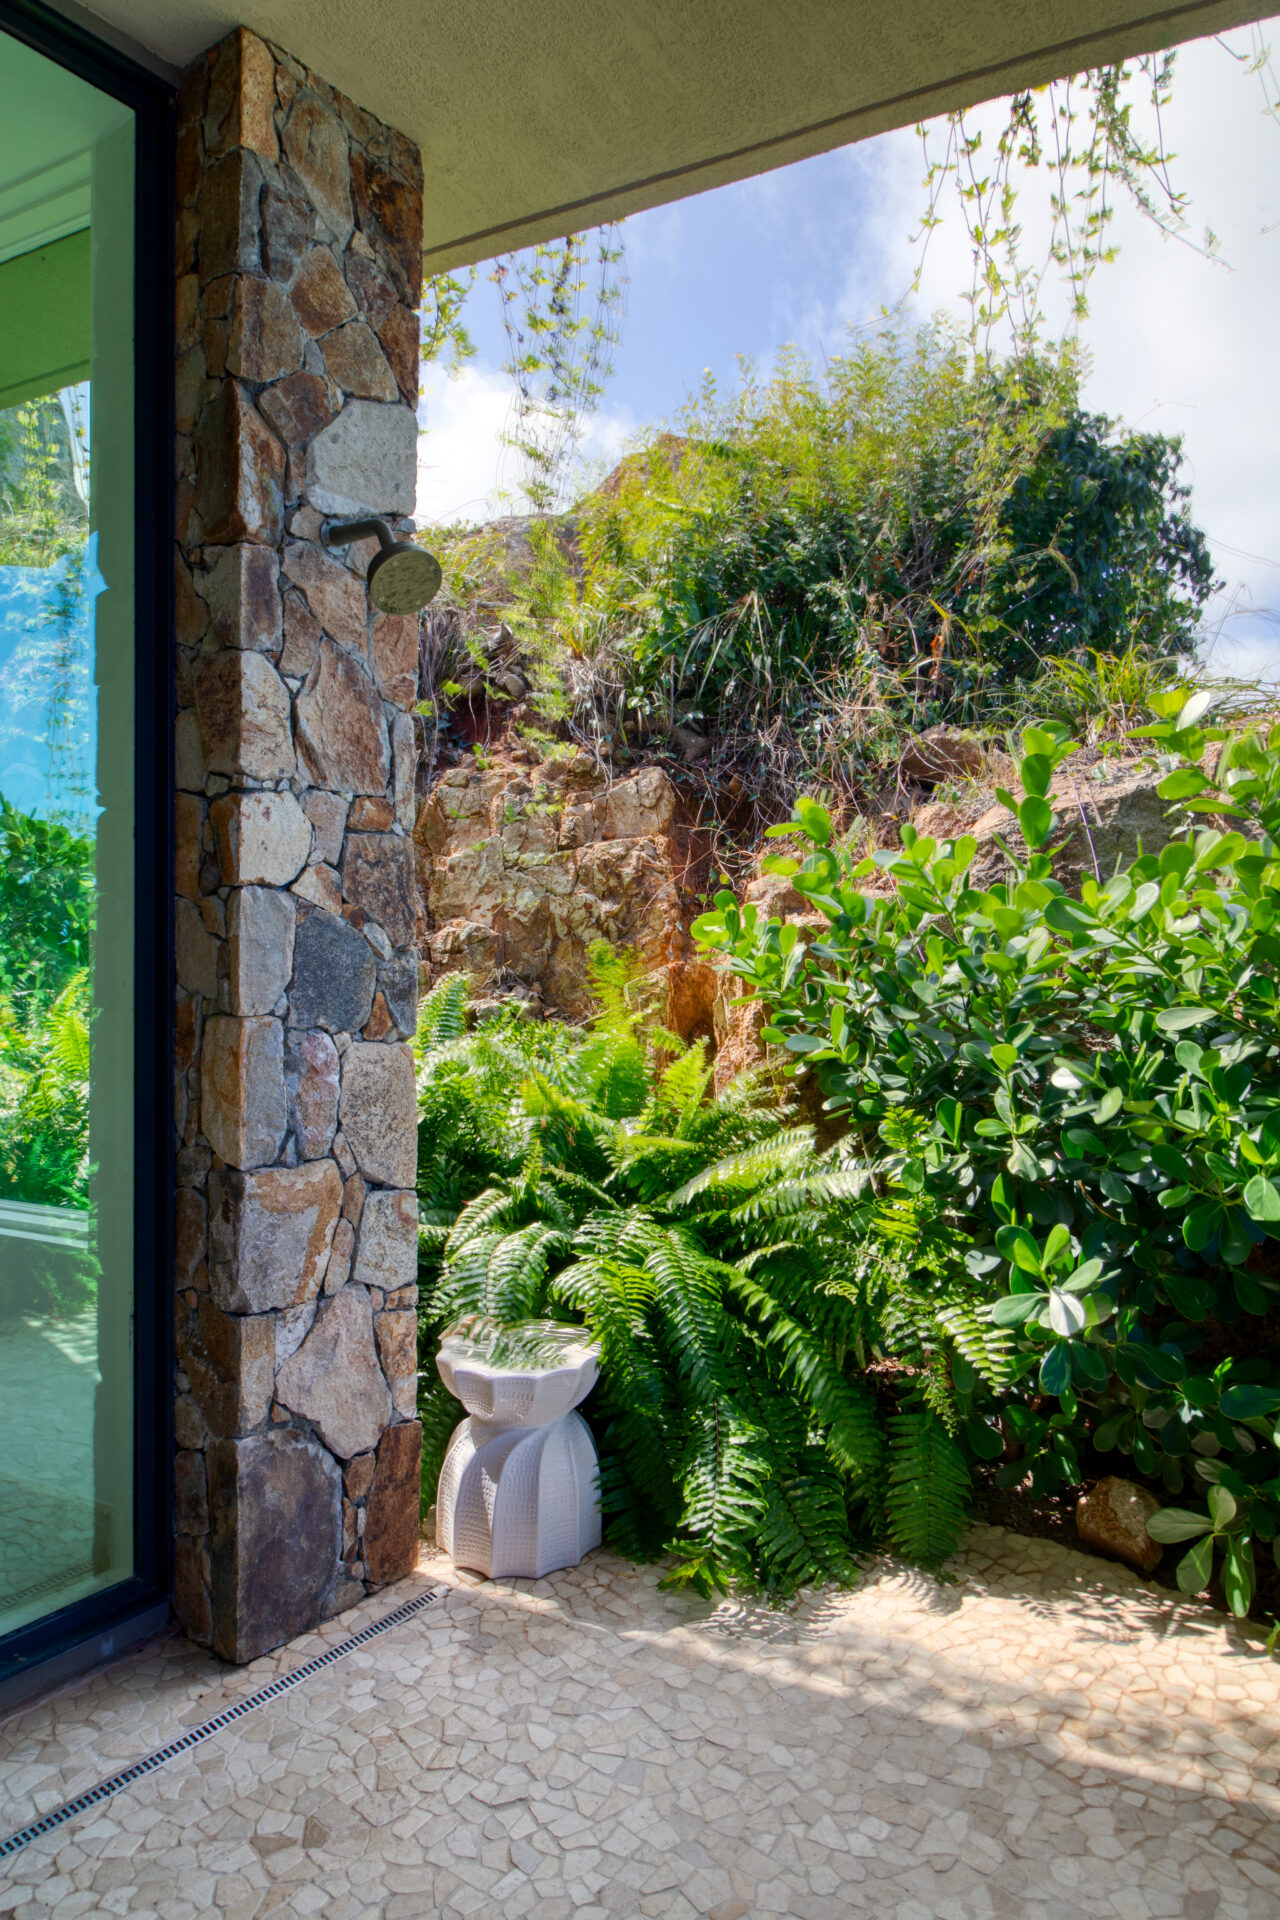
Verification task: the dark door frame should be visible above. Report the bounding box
[0,0,175,1714]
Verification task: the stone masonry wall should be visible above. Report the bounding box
[172,28,424,1662]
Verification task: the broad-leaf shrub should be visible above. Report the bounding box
[416,947,975,1595]
[694,690,1280,1615]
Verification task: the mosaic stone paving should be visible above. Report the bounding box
[2,1524,1280,1919]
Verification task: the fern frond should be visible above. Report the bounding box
[885,1411,971,1567]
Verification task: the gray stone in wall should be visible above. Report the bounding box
[284,1027,340,1157]
[305,399,417,518]
[352,1188,417,1291]
[338,1042,417,1188]
[228,886,296,1015]
[201,1015,288,1169]
[208,1160,343,1312]
[376,953,418,1035]
[207,1429,342,1662]
[275,1284,391,1458]
[290,907,377,1031]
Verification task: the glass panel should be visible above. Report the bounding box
[0,30,136,1640]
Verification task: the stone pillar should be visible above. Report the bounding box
[172,27,425,1663]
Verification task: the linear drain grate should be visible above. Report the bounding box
[0,1583,447,1862]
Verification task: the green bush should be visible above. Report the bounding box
[694,688,1280,1616]
[415,948,980,1596]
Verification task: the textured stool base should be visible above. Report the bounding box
[438,1409,602,1579]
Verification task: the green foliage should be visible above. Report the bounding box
[415,955,953,1596]
[0,797,94,1210]
[695,687,1280,1617]
[430,330,1213,806]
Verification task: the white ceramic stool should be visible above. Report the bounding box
[435,1328,603,1579]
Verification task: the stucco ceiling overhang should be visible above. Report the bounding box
[61,0,1270,268]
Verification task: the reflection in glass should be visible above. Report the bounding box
[0,31,135,1641]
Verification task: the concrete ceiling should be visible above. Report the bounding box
[65,0,1267,268]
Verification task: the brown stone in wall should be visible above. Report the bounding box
[319,319,398,401]
[175,1187,207,1292]
[205,28,278,163]
[363,1419,422,1584]
[281,93,353,244]
[260,184,311,281]
[294,639,391,794]
[194,380,283,545]
[201,1015,287,1169]
[275,1285,392,1458]
[341,833,417,949]
[210,789,311,886]
[196,149,263,284]
[371,615,418,708]
[173,1536,212,1643]
[207,1430,341,1662]
[344,249,396,329]
[257,370,336,449]
[284,1028,341,1158]
[377,303,420,407]
[194,649,294,778]
[180,1295,275,1438]
[350,149,421,292]
[281,541,367,650]
[289,245,358,335]
[279,590,321,677]
[208,1159,342,1311]
[193,543,281,652]
[226,275,305,383]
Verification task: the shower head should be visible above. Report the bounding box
[321,518,443,615]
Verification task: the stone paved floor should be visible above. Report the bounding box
[2,1524,1280,1920]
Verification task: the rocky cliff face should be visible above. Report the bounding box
[415,752,717,1030]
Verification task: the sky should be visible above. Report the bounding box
[416,21,1280,679]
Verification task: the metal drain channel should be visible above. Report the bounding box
[0,1583,447,1862]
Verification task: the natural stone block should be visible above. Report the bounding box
[345,251,396,329]
[260,185,310,282]
[210,789,311,885]
[196,149,262,284]
[290,907,376,1032]
[195,649,294,779]
[348,796,394,830]
[291,862,344,914]
[377,954,418,1035]
[338,1042,416,1188]
[284,1027,340,1157]
[377,302,419,407]
[275,1299,317,1364]
[175,1448,210,1537]
[341,832,416,950]
[174,1536,212,1643]
[194,380,283,545]
[362,991,392,1040]
[363,1419,422,1584]
[276,1284,391,1458]
[324,1215,355,1293]
[204,27,278,163]
[208,1159,343,1311]
[181,1294,275,1437]
[350,149,421,292]
[289,244,358,335]
[226,275,305,383]
[306,399,417,519]
[207,1430,342,1662]
[281,541,367,650]
[354,1189,418,1292]
[320,319,398,401]
[301,789,347,865]
[176,896,219,999]
[344,1451,376,1500]
[371,615,418,708]
[392,711,416,828]
[201,1015,287,1169]
[295,639,390,794]
[257,370,337,448]
[228,886,296,1015]
[374,1308,416,1390]
[175,791,204,900]
[175,1186,207,1291]
[175,707,206,790]
[279,590,321,677]
[193,543,281,652]
[281,93,353,244]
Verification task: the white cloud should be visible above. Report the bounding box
[416,362,638,525]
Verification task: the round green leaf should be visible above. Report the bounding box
[1175,1535,1216,1594]
[1147,1507,1213,1544]
[1244,1175,1280,1222]
[1155,1007,1214,1033]
[1018,796,1054,848]
[964,1416,1004,1461]
[1039,1343,1072,1396]
[1219,1384,1280,1419]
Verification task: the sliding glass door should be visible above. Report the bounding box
[0,4,169,1675]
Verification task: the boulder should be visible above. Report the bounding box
[954,762,1186,891]
[899,727,989,786]
[1076,1475,1163,1574]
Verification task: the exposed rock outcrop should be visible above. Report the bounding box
[416,753,717,1029]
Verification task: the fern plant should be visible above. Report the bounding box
[417,949,979,1594]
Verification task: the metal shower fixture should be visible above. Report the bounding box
[321,518,443,615]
